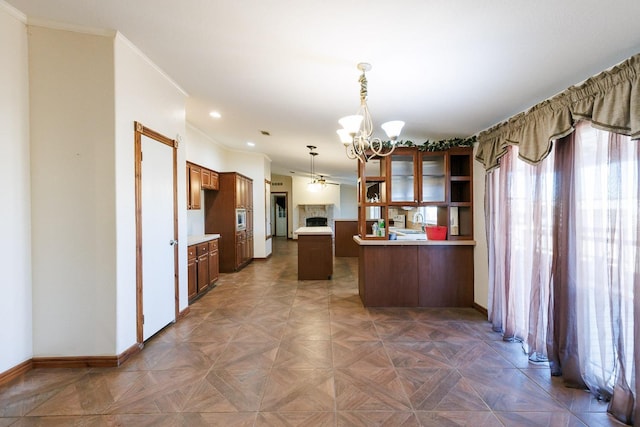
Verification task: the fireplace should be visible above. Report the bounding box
[298,204,334,231]
[306,217,328,227]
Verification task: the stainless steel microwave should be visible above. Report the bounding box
[236,208,247,231]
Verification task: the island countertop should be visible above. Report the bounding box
[294,226,333,236]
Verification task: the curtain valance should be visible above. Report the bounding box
[475,53,640,171]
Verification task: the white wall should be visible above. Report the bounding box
[291,175,342,235]
[225,150,272,258]
[114,34,188,352]
[0,2,32,372]
[338,184,358,219]
[185,123,228,236]
[29,26,117,356]
[472,147,489,310]
[270,174,294,238]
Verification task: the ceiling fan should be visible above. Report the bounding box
[315,175,339,187]
[306,146,339,192]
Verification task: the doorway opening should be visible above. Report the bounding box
[271,192,288,238]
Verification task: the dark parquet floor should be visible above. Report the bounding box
[0,237,620,426]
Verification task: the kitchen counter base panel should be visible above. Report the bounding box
[357,242,474,307]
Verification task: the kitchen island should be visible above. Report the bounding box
[295,226,333,280]
[354,235,475,307]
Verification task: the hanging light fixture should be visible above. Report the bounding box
[306,145,324,192]
[336,62,405,163]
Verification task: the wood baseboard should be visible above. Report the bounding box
[116,343,143,366]
[32,355,119,369]
[0,359,33,387]
[2,341,142,377]
[473,302,488,317]
[177,306,190,321]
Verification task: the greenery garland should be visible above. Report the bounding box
[381,136,476,151]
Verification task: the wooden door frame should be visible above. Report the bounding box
[272,192,288,238]
[134,121,179,344]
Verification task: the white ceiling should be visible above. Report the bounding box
[8,0,640,183]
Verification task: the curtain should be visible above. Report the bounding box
[551,122,639,424]
[486,144,554,359]
[488,122,639,424]
[476,53,640,171]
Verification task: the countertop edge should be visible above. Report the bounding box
[353,236,476,246]
[294,226,333,236]
[187,234,221,246]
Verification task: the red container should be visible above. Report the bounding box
[426,225,447,240]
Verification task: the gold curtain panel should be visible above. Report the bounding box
[476,53,640,171]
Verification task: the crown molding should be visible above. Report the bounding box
[0,0,26,22]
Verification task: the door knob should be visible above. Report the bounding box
[169,239,178,246]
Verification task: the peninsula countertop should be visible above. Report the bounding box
[353,236,475,246]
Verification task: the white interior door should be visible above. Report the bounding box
[141,135,175,340]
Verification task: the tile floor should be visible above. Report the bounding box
[0,238,624,426]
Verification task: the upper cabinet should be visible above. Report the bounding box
[201,168,219,191]
[187,163,202,210]
[420,152,446,203]
[389,152,417,204]
[388,149,447,205]
[187,162,219,210]
[357,146,473,241]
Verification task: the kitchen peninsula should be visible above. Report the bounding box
[355,146,475,307]
[295,226,333,280]
[355,236,474,307]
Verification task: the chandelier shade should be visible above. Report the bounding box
[337,63,404,163]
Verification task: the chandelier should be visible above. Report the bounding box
[336,63,404,163]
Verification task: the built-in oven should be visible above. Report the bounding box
[236,208,247,231]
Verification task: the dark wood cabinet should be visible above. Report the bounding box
[187,163,202,210]
[417,245,473,307]
[201,168,219,190]
[187,238,219,303]
[208,240,219,285]
[358,245,418,306]
[357,147,473,241]
[187,162,219,210]
[357,242,474,307]
[298,234,333,280]
[187,245,197,300]
[196,243,209,293]
[205,172,253,272]
[334,220,359,257]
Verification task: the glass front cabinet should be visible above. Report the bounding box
[357,146,473,241]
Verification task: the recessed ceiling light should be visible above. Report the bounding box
[247,141,255,147]
[209,111,221,119]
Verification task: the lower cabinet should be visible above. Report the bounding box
[208,239,219,285]
[234,230,252,270]
[358,243,473,307]
[298,234,333,280]
[187,238,220,303]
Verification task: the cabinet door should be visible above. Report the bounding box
[188,165,202,209]
[187,257,197,299]
[389,152,417,204]
[208,240,219,285]
[420,152,446,203]
[201,168,211,189]
[235,231,245,269]
[210,171,219,190]
[235,175,244,208]
[197,253,209,292]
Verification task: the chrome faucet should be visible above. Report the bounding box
[414,212,424,230]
